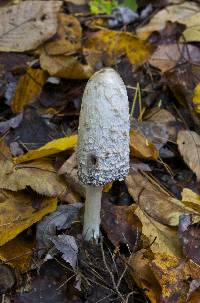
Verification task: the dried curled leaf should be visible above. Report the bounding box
[0,159,67,197]
[0,189,57,245]
[177,130,200,180]
[0,1,62,52]
[11,68,47,113]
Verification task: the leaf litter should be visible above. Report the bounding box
[0,0,200,302]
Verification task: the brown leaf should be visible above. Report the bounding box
[126,172,196,227]
[0,159,67,197]
[130,129,159,160]
[177,130,200,181]
[0,1,62,52]
[0,189,57,245]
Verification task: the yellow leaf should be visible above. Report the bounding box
[181,188,200,212]
[83,29,152,67]
[11,68,47,113]
[193,83,200,113]
[0,159,67,197]
[0,189,57,246]
[0,236,33,272]
[130,129,159,160]
[14,135,77,164]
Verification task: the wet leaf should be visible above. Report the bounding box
[193,83,200,114]
[14,135,77,164]
[130,129,159,160]
[0,159,67,197]
[177,130,200,181]
[11,68,47,113]
[0,236,33,272]
[0,1,62,52]
[0,189,57,246]
[83,29,152,68]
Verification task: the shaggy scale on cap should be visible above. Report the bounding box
[77,68,130,186]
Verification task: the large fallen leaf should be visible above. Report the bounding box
[0,189,57,245]
[177,130,200,181]
[0,236,33,272]
[11,68,47,113]
[192,83,200,114]
[0,1,62,52]
[149,44,200,73]
[0,159,66,197]
[83,29,152,67]
[40,53,93,79]
[130,129,159,160]
[151,253,200,303]
[41,13,82,56]
[14,135,77,164]
[136,1,200,40]
[126,172,196,227]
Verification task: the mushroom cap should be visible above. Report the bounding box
[77,68,130,186]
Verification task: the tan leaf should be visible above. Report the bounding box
[11,68,47,113]
[0,1,62,52]
[130,129,159,160]
[136,1,200,40]
[126,172,196,227]
[0,236,33,272]
[181,188,200,213]
[0,139,11,160]
[177,130,200,181]
[0,189,57,245]
[0,159,67,197]
[40,53,93,79]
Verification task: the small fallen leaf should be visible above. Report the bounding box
[0,1,62,52]
[83,29,152,68]
[0,189,57,246]
[193,83,200,114]
[0,159,67,197]
[89,0,117,14]
[36,203,82,255]
[51,235,78,269]
[130,129,159,160]
[182,188,200,212]
[0,236,33,272]
[177,130,200,181]
[14,135,77,164]
[11,68,47,113]
[40,53,93,79]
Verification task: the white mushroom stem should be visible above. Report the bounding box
[83,185,103,241]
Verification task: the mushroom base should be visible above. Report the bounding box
[83,185,102,242]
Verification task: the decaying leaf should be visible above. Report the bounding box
[41,13,82,56]
[0,112,23,133]
[83,29,152,68]
[193,83,200,114]
[11,68,47,113]
[136,1,200,40]
[0,139,12,160]
[51,235,78,269]
[129,249,161,303]
[0,159,67,197]
[0,1,62,52]
[40,53,93,79]
[36,203,82,255]
[177,130,200,181]
[14,135,77,164]
[0,236,33,272]
[0,189,57,246]
[182,188,200,212]
[150,253,200,303]
[126,172,196,227]
[130,129,159,160]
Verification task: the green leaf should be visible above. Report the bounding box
[120,0,138,12]
[89,0,118,15]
